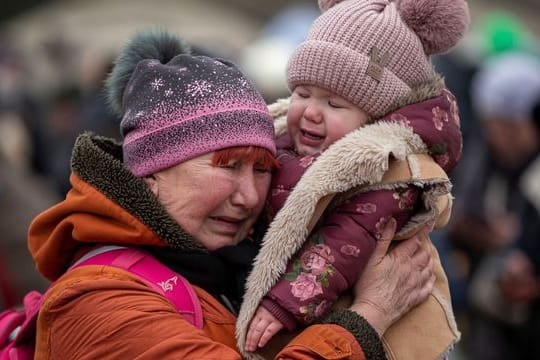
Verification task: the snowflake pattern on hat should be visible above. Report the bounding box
[120,55,276,177]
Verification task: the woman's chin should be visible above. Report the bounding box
[198,232,244,251]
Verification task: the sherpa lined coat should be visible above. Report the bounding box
[237,77,462,360]
[27,133,385,359]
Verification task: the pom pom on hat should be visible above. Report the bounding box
[105,29,191,116]
[397,0,470,55]
[318,0,344,12]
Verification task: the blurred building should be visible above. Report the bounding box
[0,0,538,101]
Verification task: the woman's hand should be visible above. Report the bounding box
[349,219,435,335]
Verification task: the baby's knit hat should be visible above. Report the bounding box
[106,29,275,177]
[287,0,470,119]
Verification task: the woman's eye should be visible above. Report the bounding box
[219,162,238,170]
[254,165,271,173]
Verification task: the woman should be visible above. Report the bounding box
[28,29,435,359]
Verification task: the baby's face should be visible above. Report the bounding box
[287,85,369,156]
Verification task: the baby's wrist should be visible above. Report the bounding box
[261,298,298,331]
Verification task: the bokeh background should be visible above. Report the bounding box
[1,1,539,359]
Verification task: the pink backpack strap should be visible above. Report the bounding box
[0,290,45,359]
[71,246,203,329]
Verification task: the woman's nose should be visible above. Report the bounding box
[231,171,262,209]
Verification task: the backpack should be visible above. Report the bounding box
[0,246,203,360]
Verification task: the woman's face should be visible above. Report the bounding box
[483,118,539,169]
[146,152,271,250]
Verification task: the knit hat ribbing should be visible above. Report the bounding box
[287,0,470,119]
[106,30,276,177]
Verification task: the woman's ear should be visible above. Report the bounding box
[143,174,159,197]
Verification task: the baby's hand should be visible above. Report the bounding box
[245,306,284,352]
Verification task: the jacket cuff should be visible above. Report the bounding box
[261,298,298,331]
[320,308,387,360]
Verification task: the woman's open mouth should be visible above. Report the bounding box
[209,216,243,233]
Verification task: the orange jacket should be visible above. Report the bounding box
[34,264,366,359]
[28,133,382,359]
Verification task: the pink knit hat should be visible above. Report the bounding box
[287,0,470,118]
[106,30,276,177]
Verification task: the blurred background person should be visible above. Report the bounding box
[451,50,540,359]
[0,42,59,310]
[430,8,540,359]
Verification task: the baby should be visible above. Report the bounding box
[237,0,470,359]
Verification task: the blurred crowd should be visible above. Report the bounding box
[0,34,120,306]
[430,10,540,359]
[1,2,539,359]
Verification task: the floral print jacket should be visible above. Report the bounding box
[261,88,462,330]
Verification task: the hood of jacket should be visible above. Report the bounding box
[28,133,205,281]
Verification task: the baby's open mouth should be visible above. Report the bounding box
[301,130,323,140]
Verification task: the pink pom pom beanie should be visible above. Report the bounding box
[106,30,276,177]
[287,0,470,119]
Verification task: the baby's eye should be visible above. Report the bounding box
[294,87,310,99]
[329,100,344,108]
